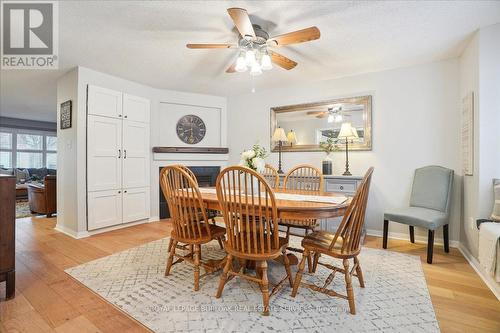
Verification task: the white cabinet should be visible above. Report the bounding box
[123,93,150,123]
[122,120,149,189]
[88,190,123,230]
[122,187,150,223]
[87,85,150,231]
[87,115,122,191]
[88,85,123,119]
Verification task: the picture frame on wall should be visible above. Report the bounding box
[60,100,72,129]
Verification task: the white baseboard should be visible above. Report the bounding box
[458,243,500,301]
[149,216,159,222]
[55,224,88,239]
[56,219,150,239]
[366,229,460,248]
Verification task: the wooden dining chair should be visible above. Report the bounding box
[160,165,226,291]
[281,164,324,272]
[174,164,223,249]
[261,164,279,189]
[215,166,293,316]
[291,167,374,315]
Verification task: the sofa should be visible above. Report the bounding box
[27,175,57,217]
[0,168,56,199]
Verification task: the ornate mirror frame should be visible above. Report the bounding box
[270,95,372,152]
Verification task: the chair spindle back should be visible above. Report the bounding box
[216,166,279,255]
[261,164,279,189]
[284,164,324,192]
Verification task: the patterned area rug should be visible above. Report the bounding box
[66,237,439,333]
[16,200,34,218]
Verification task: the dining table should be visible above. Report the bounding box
[197,187,351,266]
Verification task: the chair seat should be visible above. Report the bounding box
[301,231,357,257]
[225,234,288,260]
[384,207,447,230]
[171,223,226,244]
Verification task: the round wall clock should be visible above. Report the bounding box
[176,114,206,144]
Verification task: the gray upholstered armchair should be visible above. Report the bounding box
[383,166,454,264]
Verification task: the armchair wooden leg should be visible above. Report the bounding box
[409,226,415,243]
[282,248,294,287]
[216,254,232,298]
[258,261,270,316]
[193,245,201,291]
[343,258,356,315]
[291,249,310,297]
[312,252,320,273]
[443,224,449,253]
[354,256,365,288]
[165,240,177,276]
[427,230,434,264]
[383,219,389,249]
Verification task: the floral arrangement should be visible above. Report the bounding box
[319,137,339,154]
[239,144,267,173]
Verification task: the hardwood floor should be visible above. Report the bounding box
[1,216,499,333]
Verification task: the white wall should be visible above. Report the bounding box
[56,66,226,236]
[460,23,500,257]
[228,59,462,242]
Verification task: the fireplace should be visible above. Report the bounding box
[159,166,220,219]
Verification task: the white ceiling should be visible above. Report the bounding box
[1,0,500,122]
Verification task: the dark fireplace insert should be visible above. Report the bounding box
[159,166,220,219]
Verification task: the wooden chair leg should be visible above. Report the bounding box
[383,219,389,249]
[258,261,270,316]
[409,225,415,243]
[427,230,434,264]
[306,229,313,273]
[167,238,173,253]
[354,256,365,288]
[165,240,177,276]
[443,224,449,253]
[193,245,201,291]
[291,249,310,297]
[216,237,224,249]
[312,252,320,273]
[343,258,356,314]
[216,254,232,298]
[282,248,294,287]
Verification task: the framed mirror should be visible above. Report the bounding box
[271,95,372,152]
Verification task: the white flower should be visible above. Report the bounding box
[239,159,249,168]
[252,157,265,173]
[241,149,256,160]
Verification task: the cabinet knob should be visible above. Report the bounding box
[340,185,344,190]
[118,114,122,117]
[124,190,127,193]
[124,115,128,118]
[118,190,121,194]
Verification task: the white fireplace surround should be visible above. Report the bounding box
[150,153,229,221]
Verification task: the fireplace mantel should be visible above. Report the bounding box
[152,147,228,154]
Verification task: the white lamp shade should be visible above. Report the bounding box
[287,130,297,144]
[245,50,256,65]
[250,62,262,76]
[338,122,357,139]
[272,127,288,142]
[235,56,247,72]
[261,54,272,70]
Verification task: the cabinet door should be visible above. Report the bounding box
[88,85,123,119]
[88,190,122,230]
[122,120,149,189]
[123,94,150,123]
[87,115,122,191]
[122,187,150,223]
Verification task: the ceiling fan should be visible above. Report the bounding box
[186,8,321,75]
[306,104,364,123]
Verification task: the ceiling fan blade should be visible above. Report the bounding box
[267,26,320,47]
[186,43,235,49]
[316,114,328,118]
[306,111,325,115]
[227,8,255,39]
[270,51,297,70]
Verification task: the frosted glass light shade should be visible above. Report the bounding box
[245,50,256,65]
[235,56,247,72]
[250,62,262,76]
[272,127,288,142]
[261,54,272,70]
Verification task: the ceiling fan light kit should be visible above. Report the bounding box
[186,8,321,76]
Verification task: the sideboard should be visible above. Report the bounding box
[0,175,16,300]
[279,174,363,232]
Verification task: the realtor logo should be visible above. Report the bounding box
[1,1,58,69]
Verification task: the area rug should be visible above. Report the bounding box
[16,200,34,218]
[65,237,440,332]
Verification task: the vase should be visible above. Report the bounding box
[322,153,333,175]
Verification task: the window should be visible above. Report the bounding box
[0,128,57,169]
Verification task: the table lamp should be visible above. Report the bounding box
[272,127,288,173]
[287,130,297,146]
[338,122,359,176]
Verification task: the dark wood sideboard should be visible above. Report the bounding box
[0,174,15,299]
